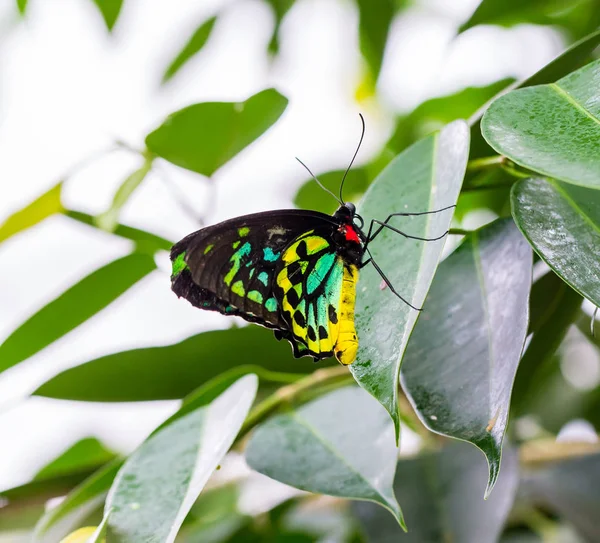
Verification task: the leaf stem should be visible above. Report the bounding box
[238,365,352,439]
[448,228,472,236]
[466,155,506,173]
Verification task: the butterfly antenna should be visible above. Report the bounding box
[295,157,342,205]
[340,113,365,204]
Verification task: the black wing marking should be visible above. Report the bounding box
[171,209,338,336]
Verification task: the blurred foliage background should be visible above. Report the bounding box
[1,0,600,541]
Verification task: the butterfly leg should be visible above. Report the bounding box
[361,249,422,311]
[364,204,456,245]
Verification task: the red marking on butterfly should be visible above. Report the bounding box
[343,225,361,244]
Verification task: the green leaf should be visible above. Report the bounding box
[0,182,63,244]
[33,460,122,543]
[16,0,27,16]
[95,159,153,232]
[264,0,294,54]
[482,59,600,188]
[34,325,327,401]
[523,452,600,542]
[469,28,600,160]
[0,252,156,374]
[246,386,403,527]
[64,209,173,252]
[34,437,116,481]
[386,79,514,156]
[356,0,397,80]
[459,0,600,39]
[354,442,519,541]
[294,168,371,215]
[512,177,600,306]
[511,271,582,415]
[104,375,257,543]
[145,89,288,176]
[350,120,469,440]
[162,17,217,83]
[401,218,532,494]
[91,0,124,31]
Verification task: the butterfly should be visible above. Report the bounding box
[170,115,452,365]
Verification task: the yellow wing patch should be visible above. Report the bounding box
[275,233,359,364]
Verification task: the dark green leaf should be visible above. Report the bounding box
[91,0,124,31]
[356,0,397,80]
[511,177,600,306]
[64,209,173,252]
[459,0,600,39]
[162,17,217,83]
[145,89,288,176]
[105,375,257,543]
[34,437,116,481]
[511,271,582,415]
[34,326,329,401]
[354,442,519,542]
[0,252,156,375]
[0,182,63,244]
[350,121,469,439]
[523,452,600,542]
[294,168,371,215]
[482,59,600,188]
[469,28,600,160]
[401,219,532,493]
[33,460,122,543]
[95,159,153,232]
[246,386,403,527]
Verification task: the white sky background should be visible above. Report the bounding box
[0,0,563,490]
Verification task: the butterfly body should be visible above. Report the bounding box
[171,204,364,365]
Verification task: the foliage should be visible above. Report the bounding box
[3,1,600,542]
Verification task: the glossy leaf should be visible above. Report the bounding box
[523,452,600,542]
[0,252,156,374]
[145,89,288,176]
[0,182,63,244]
[482,59,600,188]
[350,120,469,439]
[401,218,532,493]
[459,0,600,39]
[34,460,122,543]
[356,0,397,80]
[91,0,123,31]
[34,437,116,481]
[105,375,257,543]
[64,209,173,252]
[246,386,403,527]
[469,28,600,160]
[511,271,582,415]
[34,326,328,401]
[354,442,519,542]
[294,168,371,215]
[95,159,152,232]
[162,17,217,83]
[512,177,600,306]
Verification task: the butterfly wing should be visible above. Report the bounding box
[273,231,360,365]
[170,210,337,334]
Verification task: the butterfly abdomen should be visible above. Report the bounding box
[334,264,359,365]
